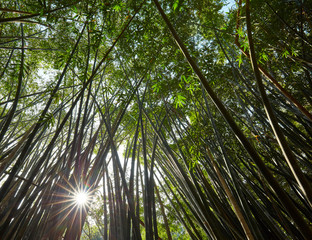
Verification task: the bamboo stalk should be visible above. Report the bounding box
[207,147,255,240]
[152,0,312,238]
[234,0,312,122]
[245,0,312,209]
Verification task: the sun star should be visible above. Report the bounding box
[74,191,89,206]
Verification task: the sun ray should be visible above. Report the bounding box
[45,173,100,239]
[50,202,77,219]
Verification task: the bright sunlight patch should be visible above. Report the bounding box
[74,191,89,206]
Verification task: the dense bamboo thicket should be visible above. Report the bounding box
[0,0,312,239]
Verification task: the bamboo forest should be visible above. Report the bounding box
[1,0,312,239]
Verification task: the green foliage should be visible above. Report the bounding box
[174,93,186,108]
[0,0,312,239]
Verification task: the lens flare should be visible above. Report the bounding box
[44,175,99,237]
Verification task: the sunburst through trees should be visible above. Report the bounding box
[1,0,312,239]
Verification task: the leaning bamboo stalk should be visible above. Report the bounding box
[245,0,312,208]
[0,8,33,15]
[0,180,21,226]
[234,41,312,122]
[3,171,39,187]
[2,20,52,28]
[155,184,173,240]
[207,147,255,240]
[0,124,35,173]
[0,22,87,204]
[143,109,232,239]
[0,24,24,143]
[234,1,312,122]
[152,0,312,238]
[0,2,80,24]
[264,1,312,48]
